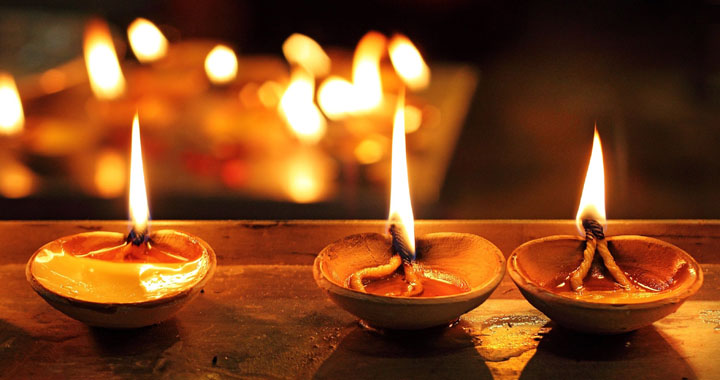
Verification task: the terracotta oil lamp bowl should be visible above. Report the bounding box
[26,230,216,329]
[26,112,217,328]
[508,128,703,334]
[508,234,702,334]
[313,232,505,330]
[314,91,504,330]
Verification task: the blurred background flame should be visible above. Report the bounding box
[0,0,718,220]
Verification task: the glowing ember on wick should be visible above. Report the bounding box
[570,127,633,292]
[0,72,24,135]
[83,18,126,100]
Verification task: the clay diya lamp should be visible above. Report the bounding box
[314,91,505,330]
[508,129,702,334]
[26,113,216,328]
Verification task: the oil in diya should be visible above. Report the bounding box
[313,90,505,330]
[507,128,703,334]
[26,113,216,328]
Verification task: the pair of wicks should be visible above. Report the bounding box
[348,224,423,296]
[570,219,633,291]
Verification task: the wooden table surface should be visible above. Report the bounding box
[0,220,718,379]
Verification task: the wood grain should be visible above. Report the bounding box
[0,220,718,379]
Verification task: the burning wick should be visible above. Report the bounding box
[348,89,425,297]
[126,228,148,246]
[388,222,413,261]
[570,219,633,291]
[569,129,633,292]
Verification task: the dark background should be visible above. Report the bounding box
[1,0,719,220]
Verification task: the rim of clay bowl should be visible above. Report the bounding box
[315,232,506,304]
[507,234,703,310]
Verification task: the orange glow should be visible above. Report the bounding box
[127,18,168,63]
[239,82,261,108]
[388,90,415,256]
[0,160,35,198]
[286,162,324,203]
[279,69,326,144]
[83,19,126,99]
[282,150,331,203]
[257,80,284,108]
[388,34,430,90]
[282,33,331,77]
[38,69,67,95]
[404,105,422,133]
[354,136,385,164]
[0,72,24,135]
[352,31,386,112]
[204,45,238,85]
[129,113,150,233]
[95,149,126,198]
[576,128,607,235]
[317,76,356,119]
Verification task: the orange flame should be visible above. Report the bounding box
[204,45,238,85]
[83,19,126,99]
[127,18,168,63]
[352,31,386,112]
[282,33,331,77]
[317,76,356,120]
[0,72,24,135]
[388,89,415,256]
[279,69,326,144]
[388,34,430,90]
[576,128,606,235]
[129,113,150,233]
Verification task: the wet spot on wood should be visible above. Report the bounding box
[699,310,720,330]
